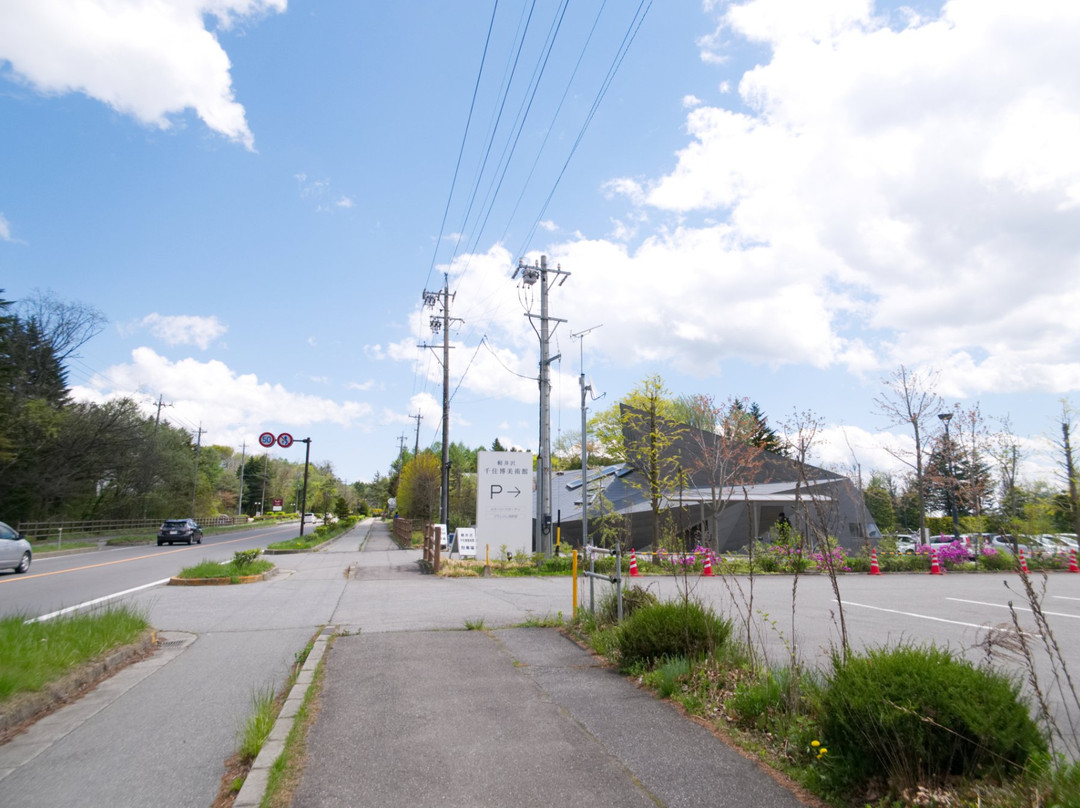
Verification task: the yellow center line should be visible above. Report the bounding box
[0,534,276,584]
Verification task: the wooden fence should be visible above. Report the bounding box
[15,515,244,543]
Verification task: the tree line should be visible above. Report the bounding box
[0,290,356,525]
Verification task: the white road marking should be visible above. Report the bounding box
[842,599,1016,632]
[947,597,1079,620]
[27,579,172,623]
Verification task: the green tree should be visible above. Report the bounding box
[396,451,440,521]
[617,375,683,554]
[863,473,897,533]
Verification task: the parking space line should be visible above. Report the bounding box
[842,599,1014,632]
[947,597,1079,620]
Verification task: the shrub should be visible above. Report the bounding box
[616,599,731,670]
[599,585,658,625]
[233,549,261,569]
[819,644,1046,794]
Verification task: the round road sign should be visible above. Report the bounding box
[277,432,294,448]
[259,432,275,448]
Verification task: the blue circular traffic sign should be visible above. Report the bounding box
[259,432,275,448]
[277,432,294,448]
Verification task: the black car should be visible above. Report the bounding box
[157,518,203,546]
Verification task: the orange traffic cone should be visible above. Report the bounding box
[929,548,943,575]
[869,548,881,576]
[702,554,713,577]
[629,548,640,577]
[1018,547,1029,574]
[1069,549,1079,574]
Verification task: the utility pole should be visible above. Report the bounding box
[154,394,172,426]
[191,423,205,518]
[421,273,461,526]
[514,255,569,556]
[572,325,602,549]
[410,412,423,459]
[238,440,247,517]
[298,438,312,536]
[397,433,408,462]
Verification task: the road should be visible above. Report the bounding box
[0,521,302,620]
[0,526,1078,807]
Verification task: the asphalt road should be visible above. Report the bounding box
[1,523,1078,807]
[0,521,303,620]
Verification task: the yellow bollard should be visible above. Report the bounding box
[572,549,578,616]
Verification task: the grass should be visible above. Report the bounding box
[463,617,487,631]
[174,558,275,581]
[30,541,98,553]
[260,639,328,808]
[0,606,149,702]
[266,517,358,551]
[568,597,1076,808]
[238,686,277,763]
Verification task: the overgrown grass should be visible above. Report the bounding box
[266,517,359,551]
[238,686,277,763]
[463,617,487,631]
[174,558,274,581]
[260,640,328,808]
[0,606,149,701]
[570,595,1071,807]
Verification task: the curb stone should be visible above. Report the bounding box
[0,630,156,737]
[233,627,334,808]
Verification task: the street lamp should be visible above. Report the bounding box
[938,413,960,540]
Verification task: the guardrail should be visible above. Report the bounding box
[583,543,623,620]
[16,515,244,544]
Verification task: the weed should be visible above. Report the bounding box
[0,606,149,701]
[463,617,486,631]
[238,686,277,763]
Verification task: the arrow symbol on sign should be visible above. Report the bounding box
[508,487,521,497]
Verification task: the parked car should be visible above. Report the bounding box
[303,512,317,524]
[894,536,917,554]
[926,534,976,560]
[157,518,203,546]
[0,520,32,574]
[988,536,1030,556]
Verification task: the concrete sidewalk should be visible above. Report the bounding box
[292,522,811,808]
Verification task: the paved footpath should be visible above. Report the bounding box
[292,523,812,808]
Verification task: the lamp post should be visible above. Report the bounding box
[938,412,960,540]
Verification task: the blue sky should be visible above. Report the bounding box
[2,0,1079,486]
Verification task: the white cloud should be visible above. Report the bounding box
[586,0,1080,396]
[70,347,374,446]
[296,172,354,213]
[0,213,12,241]
[138,313,227,350]
[0,1,284,149]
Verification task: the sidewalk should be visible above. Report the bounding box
[291,521,812,807]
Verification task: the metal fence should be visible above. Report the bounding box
[15,515,243,544]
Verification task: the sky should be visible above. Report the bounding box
[2,0,1079,488]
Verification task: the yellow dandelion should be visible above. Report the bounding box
[811,740,820,748]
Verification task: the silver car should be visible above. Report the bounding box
[0,520,32,574]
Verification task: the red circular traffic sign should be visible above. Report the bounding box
[277,432,294,448]
[259,432,275,448]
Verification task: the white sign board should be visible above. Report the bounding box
[476,451,533,558]
[455,527,476,558]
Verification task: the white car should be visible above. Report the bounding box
[0,520,32,574]
[303,512,317,524]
